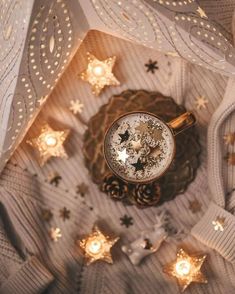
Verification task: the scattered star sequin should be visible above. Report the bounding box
[69,99,84,115]
[145,59,159,73]
[117,148,129,163]
[197,6,208,19]
[79,52,120,96]
[26,124,70,166]
[223,133,235,145]
[49,227,62,242]
[59,207,71,221]
[195,96,208,110]
[120,215,133,228]
[189,200,202,214]
[131,158,145,172]
[119,130,130,143]
[79,226,119,265]
[42,209,53,222]
[76,183,89,197]
[163,248,207,292]
[212,216,225,231]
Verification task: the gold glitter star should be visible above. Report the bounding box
[49,227,62,242]
[27,124,70,166]
[59,207,71,221]
[163,248,207,292]
[197,6,208,19]
[79,226,119,265]
[69,99,84,114]
[195,96,208,110]
[226,153,235,165]
[189,200,202,214]
[223,133,235,145]
[149,146,162,158]
[79,52,120,96]
[135,121,149,134]
[131,139,142,152]
[117,148,129,163]
[212,217,225,231]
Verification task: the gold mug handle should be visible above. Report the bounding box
[167,112,196,136]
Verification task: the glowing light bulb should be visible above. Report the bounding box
[175,259,191,276]
[88,239,102,254]
[93,64,105,77]
[45,135,57,147]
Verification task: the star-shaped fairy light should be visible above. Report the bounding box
[195,96,208,110]
[79,226,119,265]
[117,148,129,163]
[27,124,70,166]
[79,52,120,96]
[69,99,84,114]
[212,216,225,231]
[163,248,207,292]
[49,227,62,242]
[223,133,235,145]
[197,6,208,19]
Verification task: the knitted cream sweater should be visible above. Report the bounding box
[1,14,235,294]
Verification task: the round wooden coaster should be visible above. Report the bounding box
[83,90,201,208]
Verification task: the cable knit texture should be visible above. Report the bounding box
[0,3,235,293]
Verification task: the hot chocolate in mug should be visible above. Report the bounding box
[103,111,196,184]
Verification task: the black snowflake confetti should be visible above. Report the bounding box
[120,215,133,228]
[145,59,159,73]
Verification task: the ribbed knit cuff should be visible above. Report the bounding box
[191,202,235,263]
[0,256,54,294]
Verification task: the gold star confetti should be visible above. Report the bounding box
[79,52,120,96]
[131,139,142,152]
[42,209,53,222]
[49,227,62,242]
[79,226,119,265]
[69,99,84,115]
[212,217,225,231]
[163,248,207,292]
[76,183,89,197]
[223,133,235,145]
[59,207,71,221]
[117,148,129,163]
[152,128,163,141]
[226,153,235,165]
[27,124,70,166]
[135,121,149,134]
[149,146,162,158]
[189,200,202,214]
[197,6,208,19]
[195,96,208,110]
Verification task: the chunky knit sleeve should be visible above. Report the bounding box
[0,187,54,294]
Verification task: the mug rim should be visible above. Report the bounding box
[103,111,176,184]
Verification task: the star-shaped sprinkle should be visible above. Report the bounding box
[59,207,71,221]
[225,152,235,165]
[163,248,207,292]
[69,99,84,114]
[49,227,62,242]
[47,171,62,187]
[145,59,159,73]
[212,216,225,231]
[79,52,120,96]
[152,128,163,141]
[149,146,162,158]
[79,226,119,265]
[189,200,202,214]
[76,183,89,197]
[135,121,149,134]
[197,6,208,19]
[131,139,142,153]
[223,133,235,145]
[118,130,130,143]
[131,158,145,172]
[117,148,129,163]
[26,124,70,166]
[42,209,53,222]
[120,215,133,228]
[195,96,208,110]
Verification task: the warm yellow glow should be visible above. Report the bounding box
[45,134,58,147]
[87,239,102,254]
[92,64,105,77]
[175,259,191,276]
